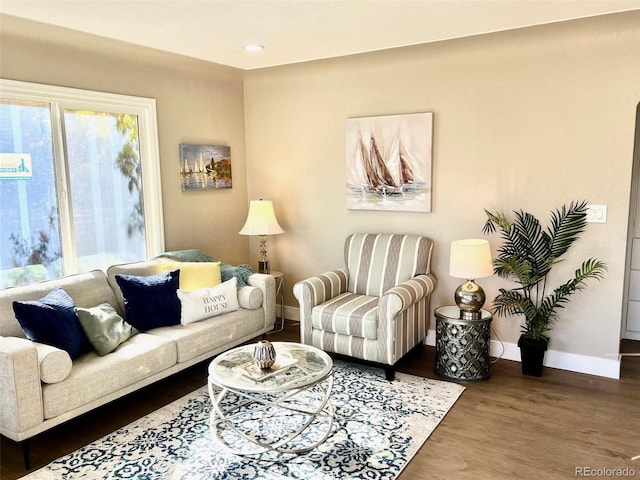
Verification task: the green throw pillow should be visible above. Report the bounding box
[75,302,137,356]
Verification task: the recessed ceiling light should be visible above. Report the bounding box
[242,44,264,52]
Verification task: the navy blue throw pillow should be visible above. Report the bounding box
[115,269,181,331]
[13,288,92,359]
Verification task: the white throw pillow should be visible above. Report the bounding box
[177,277,240,325]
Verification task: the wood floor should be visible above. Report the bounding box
[2,324,639,480]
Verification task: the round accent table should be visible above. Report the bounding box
[434,305,492,382]
[207,341,334,456]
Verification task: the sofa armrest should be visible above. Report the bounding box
[379,273,437,320]
[246,273,276,331]
[293,268,349,345]
[0,336,44,441]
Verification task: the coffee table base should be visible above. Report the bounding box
[208,375,334,456]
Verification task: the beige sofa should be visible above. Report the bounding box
[0,256,275,468]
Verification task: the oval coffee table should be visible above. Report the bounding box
[207,341,334,456]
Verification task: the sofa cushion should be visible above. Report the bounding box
[41,333,176,419]
[115,270,181,331]
[75,303,137,356]
[154,250,253,288]
[35,343,72,384]
[177,277,240,325]
[13,288,92,359]
[156,259,222,291]
[311,292,379,340]
[150,308,266,363]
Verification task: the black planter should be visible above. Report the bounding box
[517,335,548,377]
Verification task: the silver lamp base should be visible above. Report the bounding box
[454,279,485,320]
[259,260,270,274]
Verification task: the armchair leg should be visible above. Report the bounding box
[384,366,395,381]
[22,440,30,470]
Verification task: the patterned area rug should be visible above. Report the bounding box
[22,362,464,480]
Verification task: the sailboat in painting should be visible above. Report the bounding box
[355,130,420,196]
[345,112,432,212]
[179,144,233,191]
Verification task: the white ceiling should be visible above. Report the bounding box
[1,0,639,70]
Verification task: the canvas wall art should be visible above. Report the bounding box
[179,144,232,191]
[346,112,433,212]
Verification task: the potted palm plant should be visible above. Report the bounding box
[482,201,606,376]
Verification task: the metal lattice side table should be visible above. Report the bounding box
[434,306,492,382]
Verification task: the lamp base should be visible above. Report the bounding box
[259,260,270,274]
[454,280,485,320]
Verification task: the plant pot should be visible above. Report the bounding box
[517,335,548,377]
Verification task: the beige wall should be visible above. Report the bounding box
[0,15,250,265]
[2,11,639,371]
[244,11,640,363]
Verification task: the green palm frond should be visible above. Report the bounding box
[482,210,508,235]
[492,289,527,316]
[484,202,606,342]
[512,210,552,280]
[547,200,588,261]
[538,258,607,319]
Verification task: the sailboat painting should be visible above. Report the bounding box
[346,112,433,212]
[179,144,232,191]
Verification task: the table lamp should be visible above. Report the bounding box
[449,239,493,319]
[239,199,284,274]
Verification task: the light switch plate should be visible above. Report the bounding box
[586,204,607,223]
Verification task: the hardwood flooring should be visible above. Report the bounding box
[1,325,638,479]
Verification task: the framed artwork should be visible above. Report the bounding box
[179,144,232,191]
[346,112,433,212]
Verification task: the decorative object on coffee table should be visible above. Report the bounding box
[253,339,276,369]
[239,199,284,274]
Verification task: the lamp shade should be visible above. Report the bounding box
[449,239,493,280]
[239,200,284,236]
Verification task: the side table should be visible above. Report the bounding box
[434,305,492,382]
[270,271,285,332]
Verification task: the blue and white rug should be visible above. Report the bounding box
[22,362,465,480]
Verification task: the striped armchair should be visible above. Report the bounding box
[293,233,436,380]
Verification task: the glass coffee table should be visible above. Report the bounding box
[207,341,334,456]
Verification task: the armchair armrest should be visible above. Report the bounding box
[293,268,349,344]
[293,268,349,308]
[379,273,437,320]
[0,336,44,441]
[378,273,437,365]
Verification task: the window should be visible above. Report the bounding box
[0,79,164,287]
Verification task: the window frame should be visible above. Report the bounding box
[0,78,165,275]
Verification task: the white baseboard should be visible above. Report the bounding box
[623,331,640,341]
[284,306,621,379]
[424,329,620,379]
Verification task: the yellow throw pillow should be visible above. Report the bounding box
[156,260,222,291]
